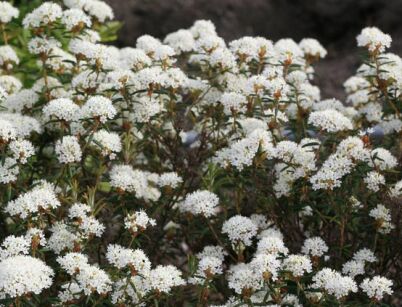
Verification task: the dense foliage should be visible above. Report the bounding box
[0,1,401,306]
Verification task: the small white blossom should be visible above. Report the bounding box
[360,276,393,301]
[55,135,82,164]
[282,254,312,277]
[0,255,54,298]
[81,96,117,123]
[180,190,220,217]
[0,2,19,23]
[301,237,328,257]
[308,109,353,132]
[357,27,391,53]
[148,265,186,293]
[222,215,258,246]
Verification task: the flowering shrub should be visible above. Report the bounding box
[0,1,401,306]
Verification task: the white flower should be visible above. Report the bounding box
[336,136,370,162]
[180,190,220,217]
[214,129,275,171]
[258,228,284,240]
[299,38,327,58]
[68,202,91,220]
[353,248,377,263]
[163,67,188,88]
[124,210,156,233]
[5,181,61,219]
[119,47,152,71]
[91,130,122,158]
[0,236,29,260]
[360,276,393,301]
[0,46,19,69]
[76,265,112,295]
[0,113,41,138]
[357,27,391,53]
[312,268,357,299]
[256,236,289,256]
[308,109,353,132]
[9,139,35,164]
[390,180,402,198]
[79,216,105,237]
[222,215,258,246]
[208,48,237,70]
[0,2,19,23]
[342,260,365,278]
[0,118,16,142]
[310,153,354,190]
[369,148,398,170]
[106,244,151,275]
[81,96,117,123]
[190,19,217,39]
[62,8,91,31]
[55,135,82,164]
[28,37,61,55]
[48,222,79,254]
[63,0,87,9]
[0,158,19,184]
[250,254,281,281]
[83,0,114,22]
[282,254,312,277]
[189,256,223,284]
[57,252,89,275]
[195,35,225,53]
[369,204,394,234]
[158,172,183,188]
[274,38,304,64]
[128,95,163,123]
[109,165,149,195]
[0,255,54,298]
[227,263,262,295]
[301,237,328,257]
[196,245,227,261]
[22,2,62,29]
[220,92,247,115]
[164,29,195,53]
[229,36,275,62]
[153,45,176,64]
[364,171,385,192]
[136,34,162,55]
[148,265,186,293]
[0,75,21,94]
[343,76,370,94]
[197,256,223,276]
[43,98,81,122]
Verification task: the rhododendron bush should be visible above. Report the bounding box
[0,0,401,306]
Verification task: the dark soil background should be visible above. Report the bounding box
[105,0,402,99]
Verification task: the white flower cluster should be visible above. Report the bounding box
[312,268,358,299]
[222,215,258,246]
[55,135,82,164]
[5,181,60,218]
[0,255,54,299]
[180,190,220,217]
[360,276,393,301]
[356,27,392,53]
[0,1,399,305]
